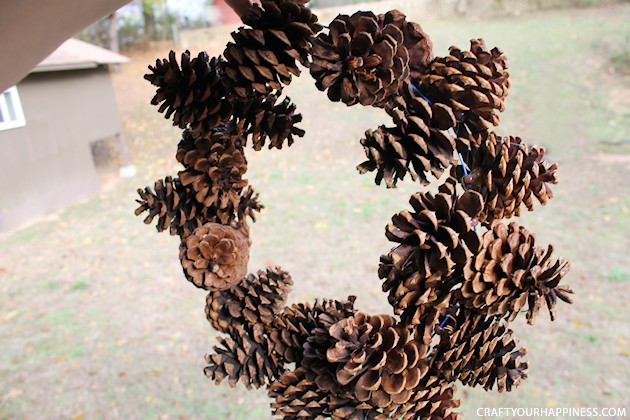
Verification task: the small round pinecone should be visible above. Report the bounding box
[459,221,572,324]
[379,180,483,325]
[325,313,431,409]
[453,133,558,224]
[222,0,323,97]
[431,309,528,392]
[310,10,410,107]
[145,51,230,133]
[205,266,293,336]
[379,10,433,80]
[357,84,457,188]
[418,39,510,137]
[179,223,251,290]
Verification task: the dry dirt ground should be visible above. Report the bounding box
[1,4,630,419]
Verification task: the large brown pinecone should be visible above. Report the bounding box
[145,51,230,133]
[179,223,251,290]
[357,84,458,187]
[270,297,357,366]
[176,127,242,169]
[231,92,306,150]
[177,122,249,205]
[269,367,330,419]
[459,221,572,324]
[379,10,433,80]
[134,176,202,237]
[431,309,528,392]
[205,266,293,336]
[453,133,558,224]
[379,180,483,325]
[135,175,261,237]
[178,143,248,203]
[269,367,387,419]
[310,10,410,107]
[204,325,280,389]
[325,313,432,409]
[222,0,322,97]
[418,39,510,137]
[385,379,461,420]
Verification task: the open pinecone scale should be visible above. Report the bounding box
[133,1,573,418]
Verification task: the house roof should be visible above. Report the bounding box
[32,38,130,73]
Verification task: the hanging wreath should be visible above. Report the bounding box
[134,1,573,418]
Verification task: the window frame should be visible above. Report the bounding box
[0,86,26,131]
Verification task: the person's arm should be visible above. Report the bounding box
[0,0,255,92]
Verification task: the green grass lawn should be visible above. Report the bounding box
[1,4,629,419]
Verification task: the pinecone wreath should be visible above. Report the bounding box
[134,2,573,418]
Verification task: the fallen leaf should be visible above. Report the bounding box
[3,389,23,400]
[55,354,68,363]
[4,310,19,321]
[314,221,328,229]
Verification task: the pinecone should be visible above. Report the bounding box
[145,51,230,133]
[176,127,243,169]
[269,367,331,419]
[325,313,432,409]
[379,180,483,325]
[310,10,410,107]
[177,124,249,206]
[222,0,323,97]
[385,380,461,420]
[205,266,293,336]
[204,325,280,389]
[270,297,357,365]
[453,133,558,224]
[418,39,510,137]
[231,92,306,150]
[134,176,205,237]
[459,221,572,324]
[269,367,386,419]
[357,84,457,188]
[431,309,528,392]
[135,178,262,236]
[238,186,264,223]
[179,223,251,291]
[178,145,248,198]
[379,10,433,80]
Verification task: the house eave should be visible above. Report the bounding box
[30,62,100,73]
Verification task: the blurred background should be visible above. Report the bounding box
[0,0,629,418]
